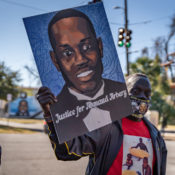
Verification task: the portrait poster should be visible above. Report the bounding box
[9,97,42,118]
[23,2,132,143]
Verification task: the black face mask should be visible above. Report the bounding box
[130,96,150,119]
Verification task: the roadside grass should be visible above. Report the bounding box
[0,125,37,134]
[0,117,44,124]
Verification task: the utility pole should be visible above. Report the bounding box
[116,0,131,75]
[124,0,129,75]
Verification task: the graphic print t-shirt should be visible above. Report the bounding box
[107,118,155,175]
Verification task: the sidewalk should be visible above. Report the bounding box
[1,120,175,140]
[161,132,175,141]
[0,120,44,132]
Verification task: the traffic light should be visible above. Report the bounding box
[118,28,125,47]
[125,30,132,48]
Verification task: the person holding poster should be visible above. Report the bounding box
[37,73,167,175]
[24,2,166,174]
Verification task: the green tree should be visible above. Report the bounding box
[130,55,168,92]
[151,91,175,128]
[0,62,21,100]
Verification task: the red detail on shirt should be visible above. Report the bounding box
[107,117,156,175]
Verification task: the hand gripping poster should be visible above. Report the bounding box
[23,2,132,143]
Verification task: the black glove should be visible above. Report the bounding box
[36,86,57,122]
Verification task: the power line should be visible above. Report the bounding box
[0,0,92,13]
[0,0,94,13]
[110,22,123,26]
[129,20,152,25]
[130,15,171,26]
[0,0,48,12]
[110,20,151,26]
[119,43,175,55]
[77,0,88,5]
[111,15,171,26]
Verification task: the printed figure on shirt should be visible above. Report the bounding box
[131,137,149,161]
[142,157,151,175]
[132,138,149,152]
[123,153,133,170]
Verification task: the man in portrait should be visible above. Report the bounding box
[42,8,132,142]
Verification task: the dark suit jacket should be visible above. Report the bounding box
[50,79,132,143]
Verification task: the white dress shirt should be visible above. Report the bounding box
[68,81,112,132]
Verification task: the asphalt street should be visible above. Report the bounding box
[0,133,88,175]
[0,133,174,175]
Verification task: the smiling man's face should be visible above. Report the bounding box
[50,17,103,96]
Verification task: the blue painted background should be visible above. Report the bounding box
[23,2,125,96]
[9,97,41,116]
